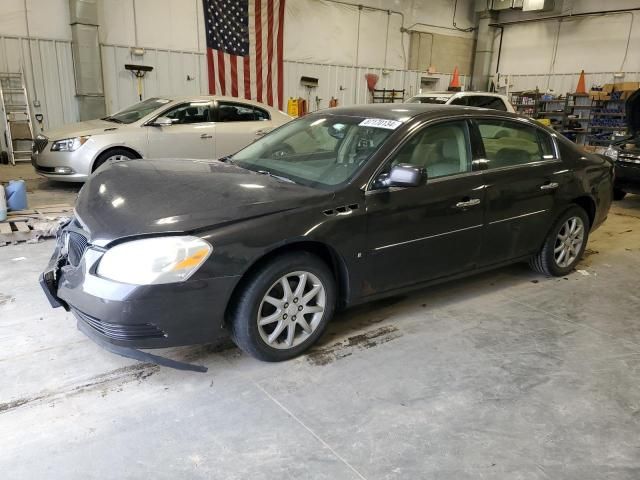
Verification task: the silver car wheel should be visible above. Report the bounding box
[257,271,326,350]
[553,216,585,268]
[104,154,131,163]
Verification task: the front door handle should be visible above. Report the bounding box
[255,129,269,136]
[200,133,213,139]
[455,198,481,208]
[540,182,559,190]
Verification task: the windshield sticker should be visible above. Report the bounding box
[359,118,402,130]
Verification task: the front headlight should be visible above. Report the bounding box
[96,236,212,285]
[51,136,90,152]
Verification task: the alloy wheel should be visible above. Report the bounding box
[257,271,326,350]
[105,154,131,163]
[553,216,585,268]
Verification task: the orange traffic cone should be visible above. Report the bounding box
[448,66,461,91]
[575,70,587,95]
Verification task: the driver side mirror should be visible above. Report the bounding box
[375,164,426,189]
[151,116,173,127]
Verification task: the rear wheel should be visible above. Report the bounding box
[613,188,627,201]
[229,252,336,361]
[92,148,136,173]
[530,206,590,276]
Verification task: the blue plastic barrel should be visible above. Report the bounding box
[6,179,28,211]
[0,185,7,221]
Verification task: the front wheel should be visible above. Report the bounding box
[92,148,135,173]
[529,206,590,276]
[229,252,336,361]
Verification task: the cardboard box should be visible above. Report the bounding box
[614,82,639,92]
[589,90,611,101]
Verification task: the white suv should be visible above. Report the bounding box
[406,91,515,112]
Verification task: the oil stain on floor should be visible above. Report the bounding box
[307,325,402,366]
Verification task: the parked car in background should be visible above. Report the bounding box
[602,88,640,200]
[41,103,613,364]
[31,96,291,182]
[406,91,515,112]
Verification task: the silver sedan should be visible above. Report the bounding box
[32,96,292,182]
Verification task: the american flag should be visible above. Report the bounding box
[203,0,285,110]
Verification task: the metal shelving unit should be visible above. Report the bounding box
[588,92,627,146]
[371,89,405,103]
[510,89,540,117]
[534,93,591,144]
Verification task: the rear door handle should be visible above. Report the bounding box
[255,129,269,136]
[200,133,213,139]
[540,182,559,190]
[455,198,481,208]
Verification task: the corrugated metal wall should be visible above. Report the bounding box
[0,35,77,134]
[100,44,208,114]
[283,61,469,110]
[99,50,471,114]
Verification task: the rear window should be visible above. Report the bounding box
[467,96,508,111]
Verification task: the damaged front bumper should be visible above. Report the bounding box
[38,224,228,372]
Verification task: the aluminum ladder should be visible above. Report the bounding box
[0,71,34,165]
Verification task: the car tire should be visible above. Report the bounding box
[229,252,336,361]
[529,205,590,277]
[92,148,136,173]
[613,188,627,201]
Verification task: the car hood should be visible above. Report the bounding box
[74,158,331,246]
[43,119,126,140]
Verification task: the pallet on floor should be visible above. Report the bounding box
[0,203,72,246]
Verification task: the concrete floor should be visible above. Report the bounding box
[2,164,640,478]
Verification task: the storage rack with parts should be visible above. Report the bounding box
[588,90,627,146]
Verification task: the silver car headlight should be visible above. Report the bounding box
[51,136,90,152]
[96,236,212,285]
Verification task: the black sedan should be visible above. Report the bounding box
[41,104,614,363]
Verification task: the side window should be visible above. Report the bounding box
[254,107,270,121]
[468,96,507,111]
[537,130,556,159]
[162,102,212,124]
[217,102,269,122]
[476,119,553,169]
[390,121,471,179]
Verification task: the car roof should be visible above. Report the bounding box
[316,103,519,122]
[411,91,508,99]
[155,95,282,111]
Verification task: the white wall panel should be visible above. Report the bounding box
[98,0,202,52]
[0,36,77,133]
[0,0,71,41]
[97,0,136,46]
[494,2,640,80]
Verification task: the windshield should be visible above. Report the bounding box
[406,95,450,104]
[232,115,399,189]
[105,97,171,124]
